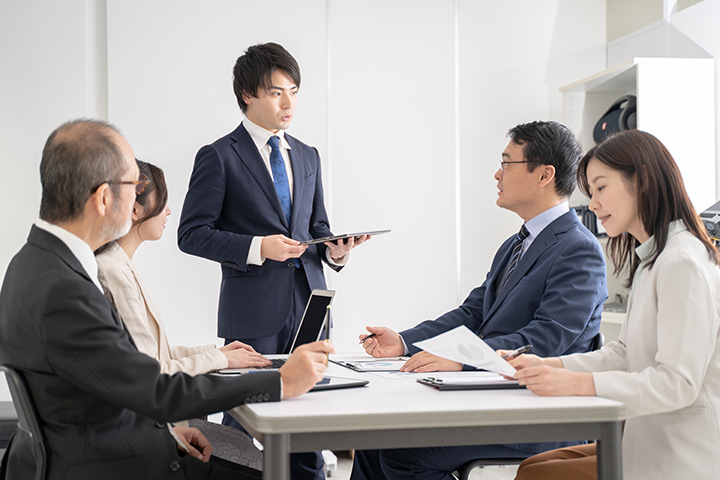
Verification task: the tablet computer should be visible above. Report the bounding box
[298,229,390,246]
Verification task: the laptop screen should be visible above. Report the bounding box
[289,289,335,353]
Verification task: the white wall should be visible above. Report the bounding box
[0,0,608,402]
[607,0,720,200]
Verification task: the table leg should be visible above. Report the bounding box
[596,421,623,480]
[263,433,290,480]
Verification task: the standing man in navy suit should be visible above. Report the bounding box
[351,121,608,480]
[178,43,366,480]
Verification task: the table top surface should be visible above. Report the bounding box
[231,354,626,435]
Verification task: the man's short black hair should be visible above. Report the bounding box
[507,121,582,198]
[232,42,301,114]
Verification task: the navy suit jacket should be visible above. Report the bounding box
[178,123,339,339]
[0,226,280,480]
[402,210,608,358]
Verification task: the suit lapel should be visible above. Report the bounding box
[230,124,289,228]
[29,226,128,331]
[484,212,574,320]
[286,134,304,232]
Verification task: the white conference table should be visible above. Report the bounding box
[230,354,626,480]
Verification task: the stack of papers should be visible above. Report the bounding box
[412,325,516,376]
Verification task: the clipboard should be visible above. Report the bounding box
[298,229,390,246]
[417,374,525,391]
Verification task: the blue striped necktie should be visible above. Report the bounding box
[268,135,301,269]
[268,135,291,226]
[498,225,530,293]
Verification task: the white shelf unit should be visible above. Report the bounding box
[561,57,716,342]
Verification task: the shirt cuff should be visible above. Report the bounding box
[248,236,264,266]
[399,335,410,355]
[326,250,349,266]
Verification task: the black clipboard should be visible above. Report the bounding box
[298,230,390,246]
[417,376,525,391]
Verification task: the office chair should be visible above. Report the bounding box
[455,331,606,479]
[0,366,47,480]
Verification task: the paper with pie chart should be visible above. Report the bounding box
[412,325,516,377]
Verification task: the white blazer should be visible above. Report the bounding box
[97,246,227,375]
[562,222,720,479]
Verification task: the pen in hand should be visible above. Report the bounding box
[324,305,332,366]
[359,333,377,345]
[502,344,532,359]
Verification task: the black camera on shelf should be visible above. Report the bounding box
[700,200,720,244]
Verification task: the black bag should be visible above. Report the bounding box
[593,95,637,144]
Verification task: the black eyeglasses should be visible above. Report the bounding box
[500,160,530,172]
[93,173,150,195]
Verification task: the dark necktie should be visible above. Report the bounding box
[268,135,292,226]
[498,225,530,293]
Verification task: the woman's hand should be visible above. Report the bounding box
[514,366,596,396]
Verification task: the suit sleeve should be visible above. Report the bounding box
[306,146,339,271]
[401,281,488,354]
[177,144,254,271]
[481,235,606,357]
[40,277,280,423]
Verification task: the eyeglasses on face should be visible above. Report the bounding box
[499,160,530,172]
[93,173,150,195]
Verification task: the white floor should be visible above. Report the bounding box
[327,451,518,480]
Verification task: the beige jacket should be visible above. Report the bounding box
[97,246,227,375]
[563,222,720,479]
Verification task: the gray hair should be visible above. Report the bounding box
[39,119,128,223]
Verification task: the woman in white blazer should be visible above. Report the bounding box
[510,130,720,480]
[96,159,271,471]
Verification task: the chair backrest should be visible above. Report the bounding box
[591,332,605,351]
[0,366,46,480]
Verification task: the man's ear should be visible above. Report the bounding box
[241,90,254,106]
[89,183,111,217]
[538,165,556,189]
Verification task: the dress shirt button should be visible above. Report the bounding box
[156,422,165,428]
[287,262,295,268]
[169,460,181,472]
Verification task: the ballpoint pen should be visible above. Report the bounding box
[359,333,377,345]
[501,344,532,359]
[324,305,331,366]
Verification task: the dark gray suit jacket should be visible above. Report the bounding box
[0,226,281,480]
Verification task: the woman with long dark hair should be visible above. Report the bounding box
[96,159,270,473]
[510,130,720,479]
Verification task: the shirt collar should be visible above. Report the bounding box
[523,201,570,241]
[635,219,687,263]
[34,218,103,293]
[243,117,291,151]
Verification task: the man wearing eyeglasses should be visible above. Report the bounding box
[0,119,333,480]
[351,121,608,480]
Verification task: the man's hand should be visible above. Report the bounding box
[359,326,404,357]
[261,234,307,262]
[173,427,213,462]
[279,341,335,399]
[399,351,462,373]
[219,341,271,369]
[325,235,370,262]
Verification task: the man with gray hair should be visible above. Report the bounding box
[0,119,332,480]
